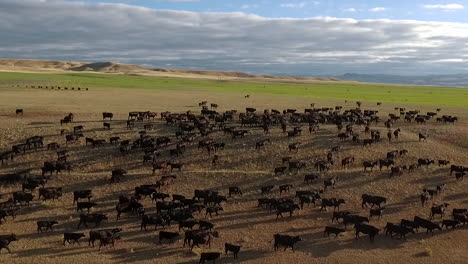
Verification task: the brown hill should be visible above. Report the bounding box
[0,59,343,82]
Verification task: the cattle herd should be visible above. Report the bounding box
[0,100,467,263]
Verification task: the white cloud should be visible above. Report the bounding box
[1,0,468,75]
[423,4,464,10]
[280,2,307,8]
[241,4,259,9]
[369,7,386,12]
[343,8,357,12]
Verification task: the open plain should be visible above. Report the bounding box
[0,74,467,264]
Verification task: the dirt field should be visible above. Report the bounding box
[0,87,467,264]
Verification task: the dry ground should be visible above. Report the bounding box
[0,87,467,264]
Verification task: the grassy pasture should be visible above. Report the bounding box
[0,71,467,107]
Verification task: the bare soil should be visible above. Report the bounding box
[0,87,467,264]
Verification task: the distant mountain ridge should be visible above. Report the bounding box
[336,73,468,88]
[0,59,342,83]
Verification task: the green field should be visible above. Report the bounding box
[1,71,467,107]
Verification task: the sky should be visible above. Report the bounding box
[1,0,468,76]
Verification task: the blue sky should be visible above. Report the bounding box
[1,0,468,76]
[78,0,467,22]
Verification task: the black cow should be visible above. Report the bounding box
[276,203,300,219]
[369,208,384,219]
[273,234,301,252]
[63,232,85,245]
[76,202,97,212]
[225,243,241,258]
[441,220,460,230]
[141,214,170,231]
[159,231,179,244]
[343,214,369,229]
[13,191,34,206]
[414,216,441,235]
[430,203,449,219]
[206,206,223,218]
[304,174,319,184]
[37,220,58,232]
[77,214,108,228]
[400,219,419,232]
[73,190,92,204]
[0,234,17,253]
[363,161,378,171]
[228,186,242,197]
[417,158,434,167]
[199,252,221,264]
[88,228,122,247]
[324,226,346,238]
[324,177,338,191]
[261,185,275,194]
[320,198,345,212]
[384,223,414,239]
[361,194,387,208]
[355,223,379,242]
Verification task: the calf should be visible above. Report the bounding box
[273,234,301,252]
[279,184,293,194]
[363,161,378,171]
[261,185,275,194]
[274,166,287,175]
[323,226,346,238]
[369,208,384,219]
[206,206,223,218]
[228,186,242,197]
[37,220,58,232]
[63,232,85,245]
[452,208,467,216]
[455,172,465,180]
[323,177,338,191]
[199,252,221,264]
[224,243,241,258]
[438,160,450,167]
[430,203,449,219]
[441,219,460,230]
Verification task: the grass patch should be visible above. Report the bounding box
[0,71,467,107]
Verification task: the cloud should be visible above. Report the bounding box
[1,0,468,75]
[423,4,464,10]
[343,8,357,12]
[280,2,307,8]
[369,7,386,12]
[241,4,259,9]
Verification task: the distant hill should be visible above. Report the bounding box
[0,59,343,83]
[337,73,468,88]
